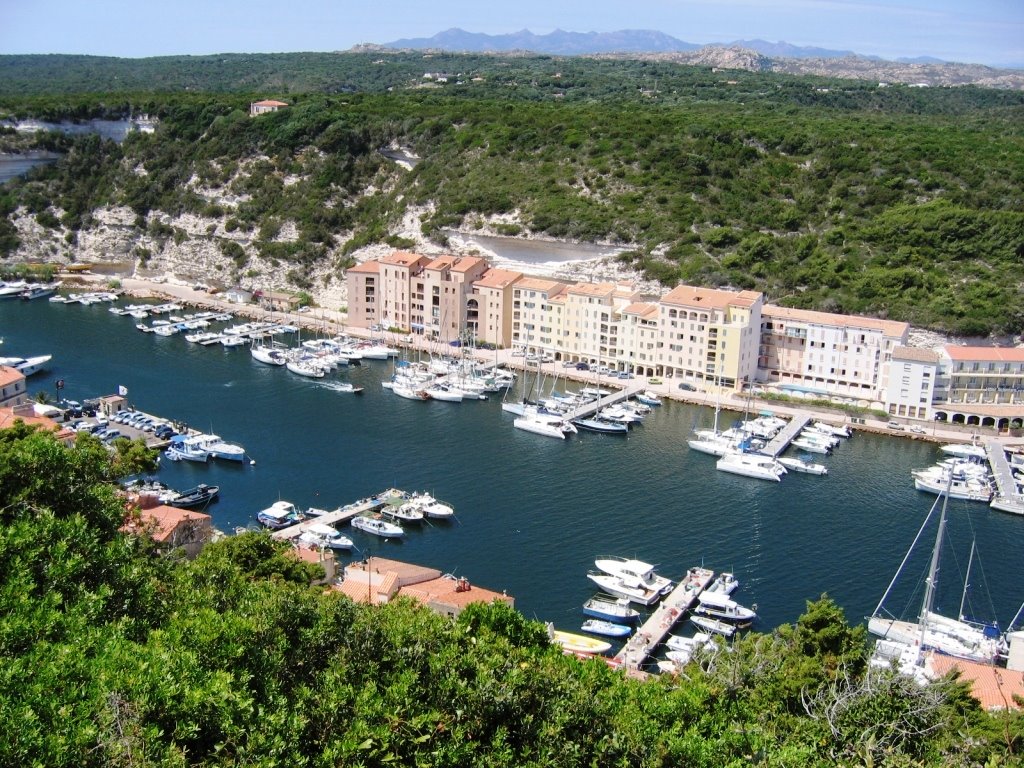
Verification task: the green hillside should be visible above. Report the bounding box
[1,52,1022,334]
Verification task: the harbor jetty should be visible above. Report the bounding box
[270,488,408,540]
[985,439,1024,515]
[761,414,812,457]
[614,566,715,671]
[564,383,645,420]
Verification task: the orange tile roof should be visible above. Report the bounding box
[515,277,567,293]
[927,653,1023,711]
[474,268,523,289]
[567,282,617,297]
[662,285,762,310]
[763,305,908,337]
[401,575,514,610]
[346,260,380,274]
[944,346,1024,363]
[451,256,486,273]
[0,405,71,438]
[0,365,24,388]
[122,504,211,544]
[381,251,427,267]
[622,302,659,318]
[252,99,289,107]
[425,255,457,271]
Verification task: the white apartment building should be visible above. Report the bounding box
[886,346,939,420]
[511,277,569,352]
[931,346,1024,430]
[760,306,908,405]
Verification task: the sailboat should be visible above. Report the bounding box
[867,477,1007,666]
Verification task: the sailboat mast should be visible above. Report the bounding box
[958,541,975,621]
[919,474,952,642]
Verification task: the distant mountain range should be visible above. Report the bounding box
[367,28,1023,89]
[382,28,883,61]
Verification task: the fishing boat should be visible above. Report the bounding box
[382,502,425,524]
[582,595,641,624]
[350,515,404,538]
[195,433,247,462]
[694,591,757,627]
[166,483,219,509]
[406,492,455,519]
[635,391,662,407]
[867,479,1007,666]
[257,500,304,530]
[689,614,736,637]
[298,522,355,551]
[580,619,633,638]
[546,623,612,655]
[163,435,210,463]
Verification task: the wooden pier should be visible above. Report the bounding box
[564,383,645,420]
[984,439,1024,516]
[761,413,812,457]
[613,566,714,671]
[271,488,407,540]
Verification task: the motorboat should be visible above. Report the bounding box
[333,382,364,394]
[20,283,58,301]
[813,421,851,439]
[778,455,829,475]
[790,438,831,455]
[586,571,664,607]
[580,619,632,638]
[392,382,431,400]
[195,433,247,462]
[350,515,404,538]
[382,502,425,524]
[715,451,786,482]
[594,557,673,596]
[634,391,662,406]
[257,500,303,530]
[166,483,219,509]
[694,591,757,626]
[514,406,578,439]
[912,467,993,502]
[940,442,987,461]
[689,614,736,637]
[298,522,354,551]
[0,354,52,376]
[581,595,641,624]
[164,435,210,463]
[0,280,27,298]
[407,492,455,519]
[546,623,612,655]
[707,572,739,595]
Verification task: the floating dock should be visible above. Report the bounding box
[271,488,408,539]
[984,439,1024,516]
[760,413,812,457]
[564,383,645,420]
[613,566,715,671]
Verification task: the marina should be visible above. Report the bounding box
[1,295,1022,658]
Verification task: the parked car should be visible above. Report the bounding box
[649,377,663,385]
[575,362,590,371]
[887,421,904,431]
[678,382,696,391]
[909,425,927,434]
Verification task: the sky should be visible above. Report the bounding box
[2,0,1022,68]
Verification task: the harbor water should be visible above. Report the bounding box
[2,298,1021,636]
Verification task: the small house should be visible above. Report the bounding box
[224,287,254,305]
[250,99,289,116]
[121,504,213,559]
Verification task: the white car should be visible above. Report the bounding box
[909,425,927,434]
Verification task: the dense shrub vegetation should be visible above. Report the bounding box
[1,52,1022,334]
[0,423,1020,765]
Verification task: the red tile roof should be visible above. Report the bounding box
[121,504,211,544]
[927,653,1023,711]
[346,260,380,274]
[763,305,908,337]
[474,268,523,289]
[662,285,762,310]
[0,366,23,388]
[944,346,1024,363]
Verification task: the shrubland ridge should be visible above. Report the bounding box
[0,421,1018,765]
[0,52,1022,335]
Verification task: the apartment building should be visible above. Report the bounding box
[558,282,643,366]
[0,366,26,408]
[658,286,763,389]
[931,346,1024,430]
[760,306,908,403]
[409,256,489,343]
[470,268,523,348]
[886,346,939,420]
[618,302,661,376]
[510,277,569,351]
[345,260,380,329]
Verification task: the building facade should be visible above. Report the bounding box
[931,346,1024,429]
[0,366,26,408]
[886,346,939,420]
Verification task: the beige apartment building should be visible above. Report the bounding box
[346,251,1013,416]
[657,286,763,390]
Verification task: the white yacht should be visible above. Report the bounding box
[778,455,828,475]
[251,342,287,366]
[350,516,404,538]
[195,433,246,462]
[298,522,354,551]
[912,467,993,502]
[407,492,455,519]
[594,557,673,596]
[715,451,786,482]
[586,571,665,606]
[286,358,326,378]
[0,354,51,376]
[694,591,757,626]
[514,406,577,439]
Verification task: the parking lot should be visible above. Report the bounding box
[62,403,178,448]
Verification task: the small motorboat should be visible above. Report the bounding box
[547,623,612,655]
[707,572,739,595]
[166,483,219,509]
[351,515,404,538]
[298,522,355,551]
[778,455,828,475]
[635,390,662,406]
[690,614,736,638]
[257,500,304,530]
[334,382,364,394]
[694,591,756,626]
[582,595,641,624]
[581,619,633,638]
[383,502,425,524]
